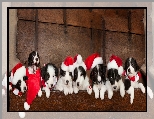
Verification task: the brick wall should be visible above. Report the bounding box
[16,9,145,68]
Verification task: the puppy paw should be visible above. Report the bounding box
[38,89,42,97]
[46,91,50,98]
[73,87,79,94]
[64,90,68,95]
[87,87,92,95]
[130,97,134,104]
[108,91,113,99]
[120,90,125,98]
[100,93,105,100]
[94,92,99,99]
[141,87,145,94]
[69,88,73,94]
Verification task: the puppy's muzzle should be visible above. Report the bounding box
[113,86,117,90]
[66,80,69,85]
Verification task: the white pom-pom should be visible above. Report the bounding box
[19,112,26,118]
[77,55,82,64]
[24,102,30,110]
[118,66,124,76]
[2,89,5,96]
[13,89,19,95]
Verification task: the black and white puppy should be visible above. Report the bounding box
[40,63,58,98]
[106,68,125,99]
[90,64,107,100]
[28,51,40,74]
[73,66,92,95]
[11,76,28,93]
[9,65,28,95]
[123,57,145,104]
[55,68,73,95]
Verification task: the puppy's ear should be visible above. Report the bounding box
[28,53,32,66]
[124,58,129,71]
[41,66,46,79]
[23,76,28,81]
[54,65,58,77]
[102,65,107,73]
[90,70,94,80]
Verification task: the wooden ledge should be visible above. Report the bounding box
[9,89,146,111]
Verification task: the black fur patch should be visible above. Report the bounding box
[124,78,131,90]
[73,66,86,82]
[60,68,66,77]
[107,68,121,85]
[90,64,106,85]
[124,57,139,73]
[41,63,58,82]
[12,80,22,92]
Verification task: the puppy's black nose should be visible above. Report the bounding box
[113,86,117,89]
[128,68,130,72]
[66,80,69,84]
[77,82,79,86]
[35,58,38,61]
[51,84,53,87]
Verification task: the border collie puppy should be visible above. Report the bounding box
[28,51,40,74]
[9,63,28,96]
[90,64,107,99]
[40,63,58,98]
[123,57,145,104]
[73,54,92,95]
[73,66,92,94]
[85,53,106,99]
[106,68,125,99]
[55,56,74,95]
[106,55,125,99]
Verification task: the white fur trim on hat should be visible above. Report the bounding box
[118,66,124,76]
[69,65,74,72]
[107,60,118,70]
[12,66,26,85]
[61,62,68,72]
[24,102,30,110]
[91,57,103,69]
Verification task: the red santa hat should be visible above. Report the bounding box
[107,55,124,76]
[61,56,74,72]
[84,53,103,70]
[73,54,87,71]
[11,63,26,85]
[24,68,41,110]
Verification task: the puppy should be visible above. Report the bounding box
[28,51,40,74]
[40,63,58,98]
[55,68,73,95]
[123,57,145,104]
[73,66,92,95]
[90,64,107,99]
[9,64,28,96]
[106,68,125,99]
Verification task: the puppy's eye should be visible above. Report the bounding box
[131,63,134,66]
[53,75,54,77]
[69,72,72,76]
